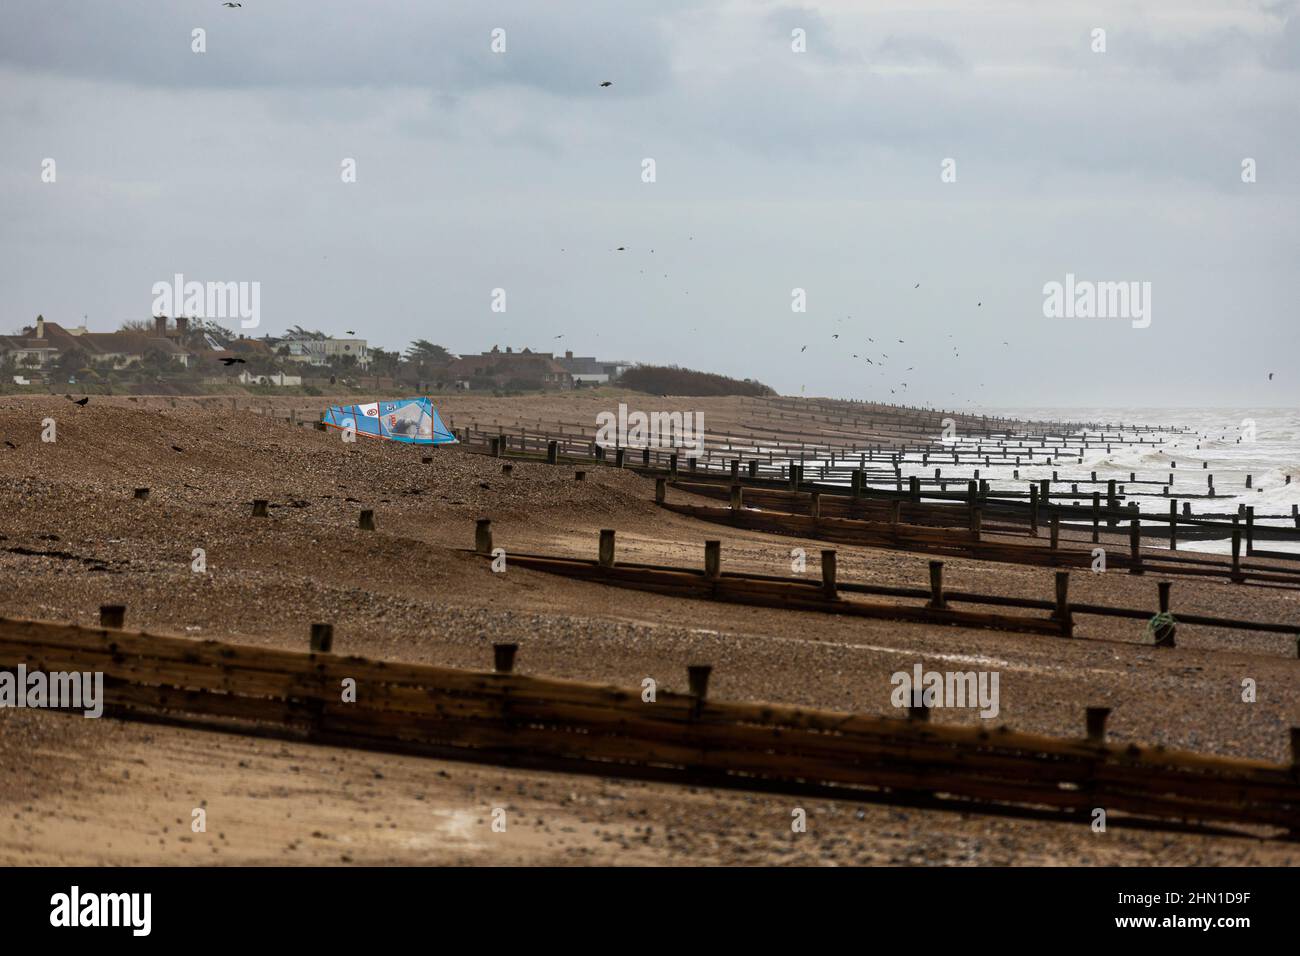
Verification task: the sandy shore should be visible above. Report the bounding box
[1,392,1297,865]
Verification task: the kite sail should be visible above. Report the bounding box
[321,397,458,445]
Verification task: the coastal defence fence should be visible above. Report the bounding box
[2,612,1298,839]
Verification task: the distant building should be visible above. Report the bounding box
[237,370,302,387]
[283,336,370,368]
[0,316,191,370]
[554,350,631,385]
[443,345,572,390]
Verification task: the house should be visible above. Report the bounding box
[554,350,631,385]
[282,335,370,368]
[1,316,192,370]
[237,370,302,387]
[443,346,572,390]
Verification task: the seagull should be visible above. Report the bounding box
[220,357,246,366]
[914,283,920,289]
[616,246,625,251]
[600,81,613,87]
[800,345,807,352]
[1269,372,1274,380]
[831,334,839,339]
[222,2,241,7]
[346,330,356,335]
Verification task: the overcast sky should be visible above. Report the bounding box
[2,0,1297,407]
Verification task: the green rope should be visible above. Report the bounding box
[1146,611,1177,638]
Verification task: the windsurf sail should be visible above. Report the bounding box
[321,397,457,445]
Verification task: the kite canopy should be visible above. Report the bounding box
[321,397,457,445]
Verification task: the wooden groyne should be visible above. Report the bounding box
[2,613,1297,838]
[472,523,1300,653]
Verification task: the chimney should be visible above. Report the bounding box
[155,315,167,337]
[565,350,573,359]
[35,315,44,338]
[176,316,189,335]
[506,346,512,354]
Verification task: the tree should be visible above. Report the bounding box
[55,346,90,376]
[284,325,326,341]
[405,340,452,364]
[120,319,155,334]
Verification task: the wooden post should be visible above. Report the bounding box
[1029,484,1039,537]
[1053,571,1072,635]
[1049,513,1060,551]
[655,477,665,502]
[99,604,125,629]
[1154,581,1176,647]
[359,509,376,531]
[501,462,513,475]
[546,441,558,465]
[1128,519,1142,574]
[729,484,743,511]
[134,487,150,501]
[1246,506,1254,556]
[1085,706,1110,744]
[669,454,679,478]
[1231,517,1242,581]
[575,470,586,482]
[809,491,821,519]
[748,460,759,478]
[909,696,930,722]
[475,518,493,555]
[252,499,269,517]
[687,664,712,702]
[615,448,626,469]
[421,456,433,464]
[730,459,739,479]
[969,505,982,540]
[493,642,518,673]
[851,469,863,498]
[1168,499,1177,551]
[888,499,901,525]
[926,560,945,609]
[310,623,334,653]
[821,550,837,599]
[598,529,616,568]
[1106,479,1118,526]
[704,540,721,580]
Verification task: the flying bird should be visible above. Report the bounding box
[220,357,247,366]
[222,2,241,6]
[914,283,920,289]
[1269,372,1274,380]
[616,246,625,251]
[600,81,613,87]
[346,330,356,335]
[800,345,807,352]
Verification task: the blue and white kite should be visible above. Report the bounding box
[321,397,457,445]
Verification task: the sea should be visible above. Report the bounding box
[978,406,1300,554]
